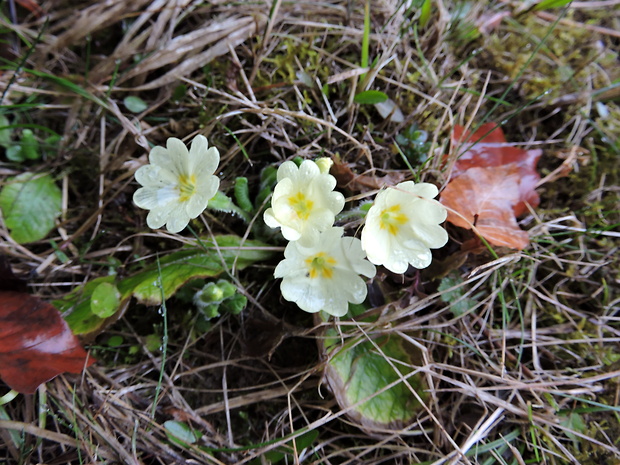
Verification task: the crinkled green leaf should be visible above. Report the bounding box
[320,305,427,431]
[118,236,271,305]
[207,190,251,222]
[90,282,121,318]
[0,172,62,243]
[56,236,272,336]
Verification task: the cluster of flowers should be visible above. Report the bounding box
[133,136,449,318]
[263,158,448,317]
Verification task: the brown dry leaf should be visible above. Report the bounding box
[441,165,530,250]
[450,123,542,216]
[331,160,405,192]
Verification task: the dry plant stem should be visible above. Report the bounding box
[196,379,317,416]
[536,10,620,38]
[0,419,116,460]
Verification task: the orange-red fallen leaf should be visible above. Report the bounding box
[0,291,95,394]
[450,123,542,216]
[16,0,43,17]
[441,165,530,250]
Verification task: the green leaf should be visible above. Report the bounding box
[560,412,587,448]
[361,0,370,70]
[208,190,236,213]
[16,67,109,110]
[438,274,483,317]
[145,334,161,352]
[533,0,572,11]
[249,430,318,465]
[354,90,389,105]
[321,305,428,430]
[119,236,271,305]
[0,172,62,243]
[123,96,148,113]
[5,146,24,162]
[55,276,119,336]
[234,177,253,212]
[0,114,11,149]
[90,282,121,318]
[57,236,272,336]
[164,420,202,445]
[172,84,187,101]
[20,129,40,160]
[107,335,124,347]
[419,0,432,28]
[222,293,247,315]
[207,191,251,222]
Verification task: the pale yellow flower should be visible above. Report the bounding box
[133,135,220,233]
[264,160,344,245]
[361,181,448,273]
[274,227,376,317]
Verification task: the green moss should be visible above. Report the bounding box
[479,10,619,103]
[257,37,331,85]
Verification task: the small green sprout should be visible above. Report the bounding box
[193,279,247,320]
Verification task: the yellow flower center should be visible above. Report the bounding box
[178,173,197,202]
[379,204,408,235]
[305,252,337,279]
[289,191,314,220]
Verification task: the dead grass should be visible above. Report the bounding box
[1,0,619,464]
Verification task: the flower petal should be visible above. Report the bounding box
[149,143,185,178]
[135,164,177,187]
[146,203,178,229]
[165,208,191,233]
[188,135,209,168]
[193,147,220,179]
[276,161,299,182]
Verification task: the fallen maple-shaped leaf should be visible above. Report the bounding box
[0,291,95,394]
[441,165,530,249]
[441,124,542,250]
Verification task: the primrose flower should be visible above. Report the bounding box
[264,160,345,246]
[274,227,376,317]
[361,181,448,273]
[133,135,220,233]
